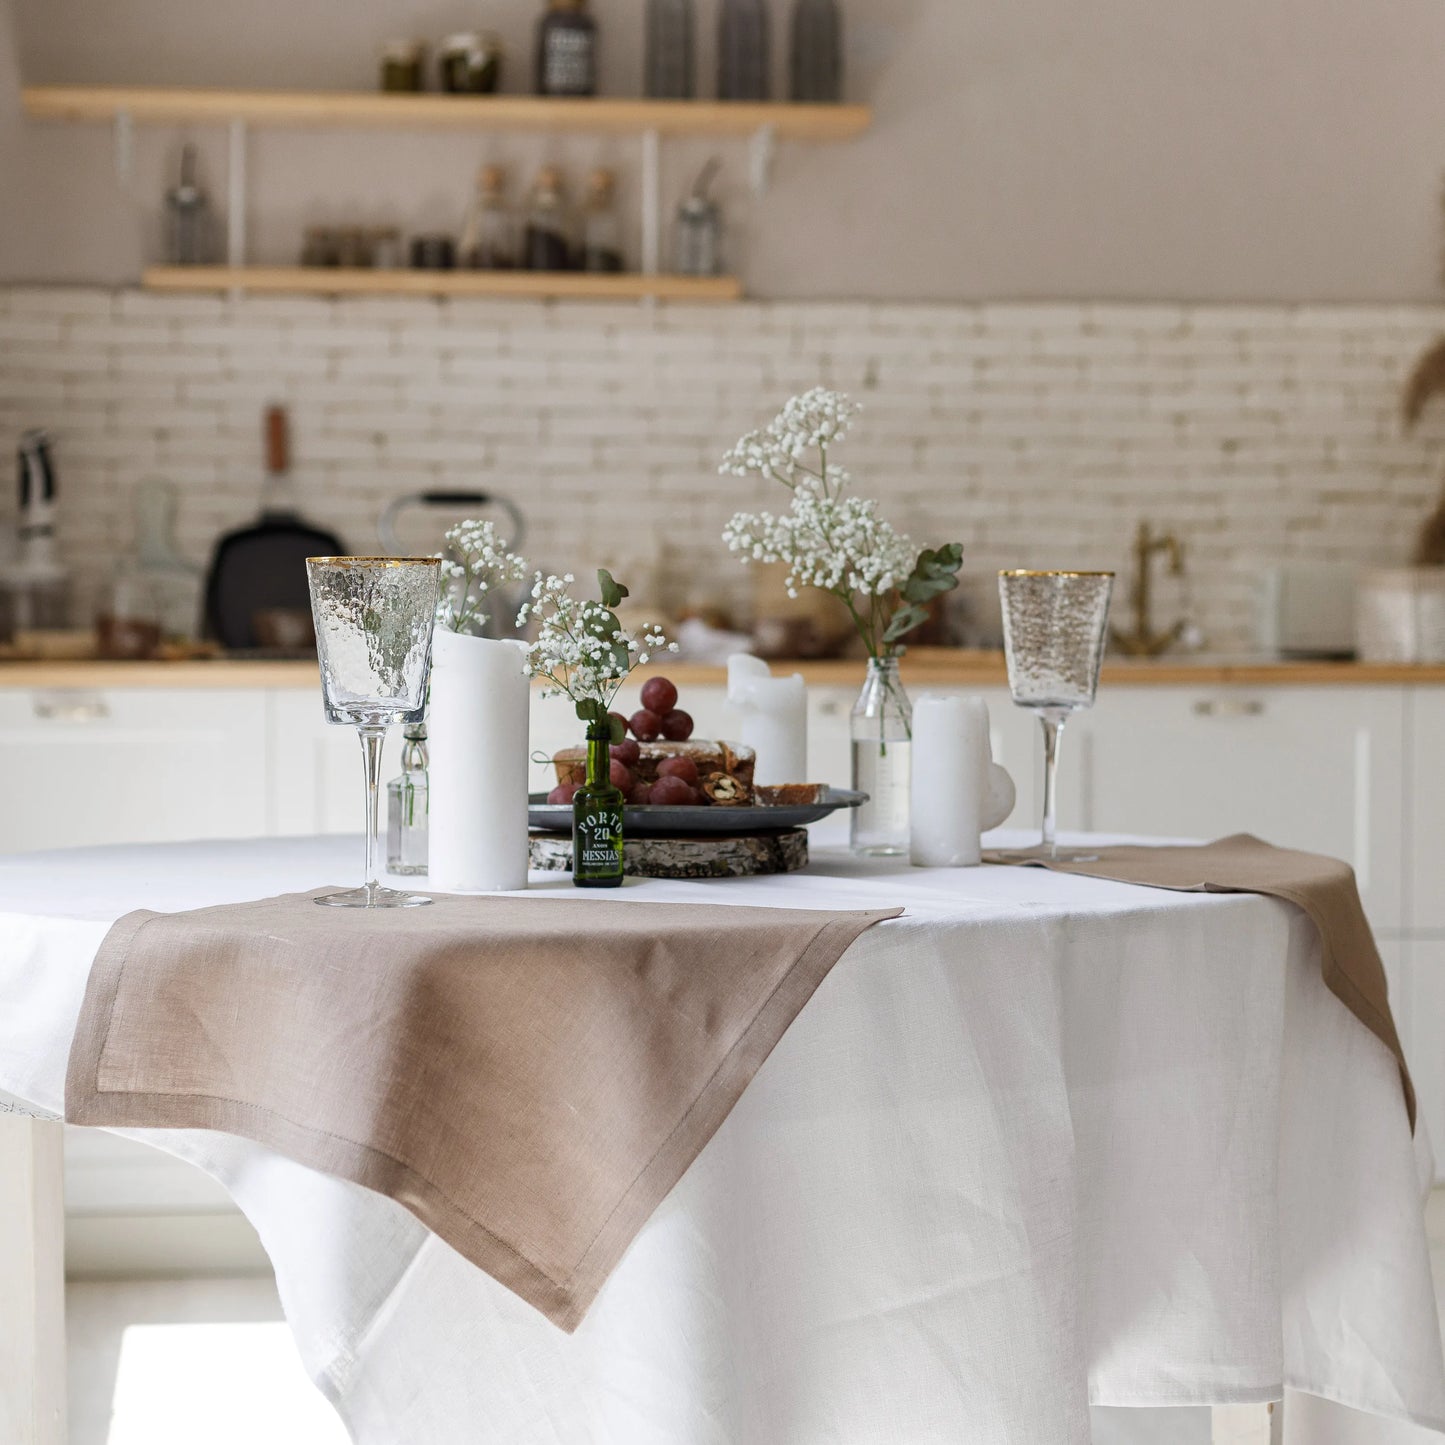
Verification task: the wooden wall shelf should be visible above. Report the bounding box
[23,86,872,141]
[142,265,744,302]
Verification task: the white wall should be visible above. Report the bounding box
[3,0,1445,301]
[3,285,1443,651]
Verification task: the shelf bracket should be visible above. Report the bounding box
[226,118,248,297]
[749,123,777,198]
[112,109,133,185]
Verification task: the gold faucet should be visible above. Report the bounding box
[1111,521,1186,657]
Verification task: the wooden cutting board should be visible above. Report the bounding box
[528,829,808,879]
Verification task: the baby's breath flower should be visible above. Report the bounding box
[435,519,529,637]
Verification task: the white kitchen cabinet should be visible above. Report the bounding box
[0,688,269,852]
[1410,690,1445,934]
[1072,688,1407,932]
[267,687,379,837]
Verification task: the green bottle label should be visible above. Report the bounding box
[573,729,625,887]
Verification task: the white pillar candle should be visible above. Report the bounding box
[727,654,808,786]
[910,694,990,868]
[427,632,531,893]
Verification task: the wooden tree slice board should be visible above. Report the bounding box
[529,829,809,879]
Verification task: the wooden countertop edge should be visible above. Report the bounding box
[1,652,1443,689]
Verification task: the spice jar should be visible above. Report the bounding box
[410,234,457,270]
[523,167,574,271]
[380,40,426,93]
[439,32,503,94]
[460,166,517,270]
[536,0,597,97]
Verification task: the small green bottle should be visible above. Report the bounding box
[573,724,625,887]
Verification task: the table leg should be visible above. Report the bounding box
[1212,1400,1283,1444]
[0,1110,66,1445]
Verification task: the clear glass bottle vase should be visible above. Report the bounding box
[849,656,912,857]
[386,724,430,876]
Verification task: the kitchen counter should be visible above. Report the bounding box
[0,648,1443,689]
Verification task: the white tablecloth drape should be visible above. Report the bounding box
[1,835,1441,1445]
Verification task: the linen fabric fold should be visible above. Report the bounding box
[991,833,1414,1129]
[66,891,900,1329]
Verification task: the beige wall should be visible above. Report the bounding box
[2,0,1444,302]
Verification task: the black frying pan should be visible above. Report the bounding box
[203,406,345,651]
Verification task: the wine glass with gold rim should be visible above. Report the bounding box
[306,556,442,908]
[998,569,1114,862]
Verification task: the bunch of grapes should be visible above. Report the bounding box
[548,676,703,806]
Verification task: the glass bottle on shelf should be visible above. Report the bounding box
[674,158,722,276]
[789,0,843,103]
[573,724,624,887]
[849,656,912,857]
[523,167,574,271]
[646,0,695,99]
[718,0,771,102]
[460,165,517,270]
[386,724,430,876]
[536,0,597,97]
[165,143,215,266]
[580,170,624,273]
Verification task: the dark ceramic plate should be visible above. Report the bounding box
[527,788,868,838]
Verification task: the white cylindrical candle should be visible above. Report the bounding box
[727,655,807,786]
[427,632,531,893]
[910,694,990,868]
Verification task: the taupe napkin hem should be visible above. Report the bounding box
[988,834,1414,1131]
[66,892,901,1331]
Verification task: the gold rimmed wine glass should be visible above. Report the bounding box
[306,557,442,908]
[998,569,1115,861]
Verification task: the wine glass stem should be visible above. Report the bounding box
[358,725,387,905]
[1039,712,1066,859]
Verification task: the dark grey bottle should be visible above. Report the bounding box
[790,0,842,102]
[646,0,695,99]
[718,0,771,102]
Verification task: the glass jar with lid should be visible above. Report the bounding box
[523,167,574,271]
[580,170,623,273]
[380,39,425,93]
[460,165,517,270]
[438,32,503,94]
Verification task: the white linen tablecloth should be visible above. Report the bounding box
[1,833,1442,1445]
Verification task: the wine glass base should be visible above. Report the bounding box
[314,886,434,909]
[990,845,1103,865]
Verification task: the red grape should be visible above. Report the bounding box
[660,709,695,742]
[609,760,636,796]
[631,782,654,806]
[629,709,663,741]
[657,755,700,785]
[650,775,694,806]
[613,738,641,768]
[640,676,679,715]
[547,783,581,805]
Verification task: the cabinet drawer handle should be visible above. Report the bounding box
[1192,698,1265,719]
[33,695,110,722]
[817,699,844,718]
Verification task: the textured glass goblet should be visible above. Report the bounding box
[999,570,1114,861]
[307,557,442,908]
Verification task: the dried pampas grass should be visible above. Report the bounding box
[1402,337,1445,566]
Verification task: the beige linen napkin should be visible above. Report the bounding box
[991,834,1414,1130]
[67,892,900,1330]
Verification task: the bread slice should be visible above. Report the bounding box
[754,783,829,807]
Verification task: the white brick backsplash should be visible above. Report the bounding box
[2,287,1443,651]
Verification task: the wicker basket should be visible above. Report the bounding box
[1356,568,1445,663]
